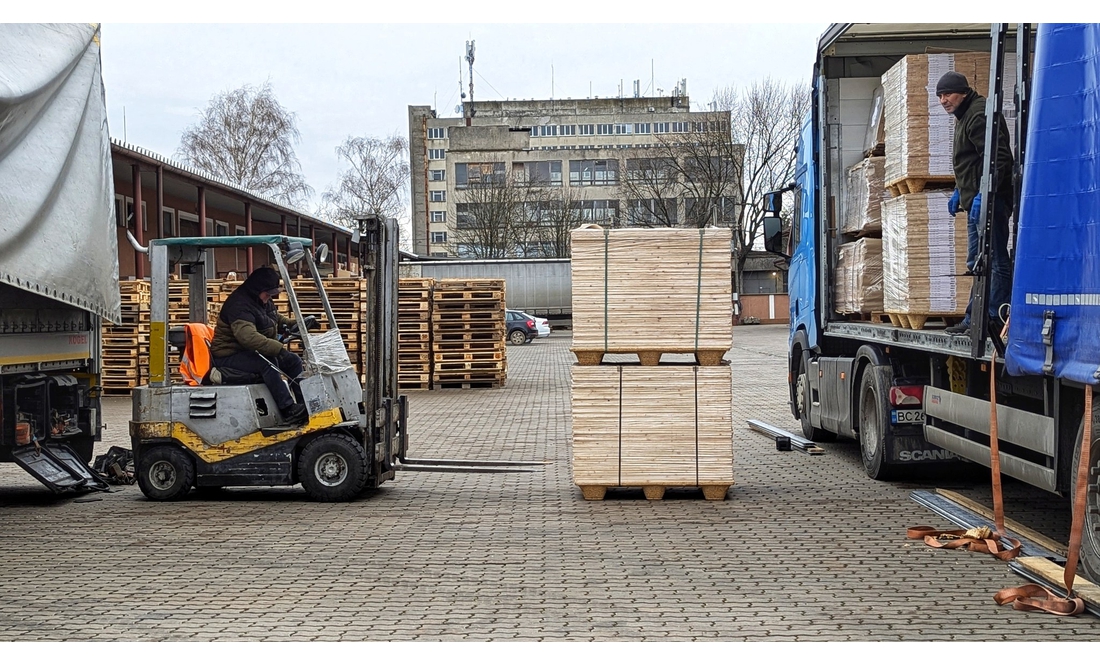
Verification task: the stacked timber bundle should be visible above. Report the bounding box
[431,279,506,389]
[569,226,734,501]
[398,278,434,391]
[882,52,1018,194]
[570,227,733,364]
[834,238,883,315]
[841,156,888,237]
[100,280,150,395]
[882,191,971,329]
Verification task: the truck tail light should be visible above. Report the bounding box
[890,385,924,407]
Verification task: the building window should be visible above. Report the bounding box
[579,124,595,136]
[235,225,247,236]
[516,161,562,186]
[672,121,690,133]
[431,231,448,244]
[539,125,557,137]
[596,124,613,135]
[161,208,176,237]
[430,251,449,258]
[455,203,472,229]
[427,127,446,139]
[178,211,200,236]
[614,123,632,135]
[626,198,678,225]
[570,199,619,221]
[430,211,446,223]
[215,221,229,237]
[559,124,576,136]
[455,162,506,188]
[569,159,619,186]
[428,148,445,160]
[634,123,651,134]
[626,158,676,183]
[429,169,446,181]
[654,122,670,134]
[429,190,446,202]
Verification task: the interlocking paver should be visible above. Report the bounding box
[0,326,1095,640]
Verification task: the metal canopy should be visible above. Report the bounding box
[149,235,312,249]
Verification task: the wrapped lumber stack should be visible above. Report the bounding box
[882,191,972,329]
[569,226,734,501]
[100,279,149,395]
[841,156,888,237]
[431,279,506,389]
[570,227,733,364]
[834,238,883,315]
[882,52,1017,191]
[398,278,434,391]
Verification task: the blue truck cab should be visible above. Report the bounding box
[764,23,1100,580]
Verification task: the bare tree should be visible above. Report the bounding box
[714,79,810,293]
[452,163,522,259]
[617,152,684,227]
[320,134,410,230]
[178,81,313,207]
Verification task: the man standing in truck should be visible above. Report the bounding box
[936,71,1014,336]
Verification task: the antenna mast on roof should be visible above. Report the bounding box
[465,40,476,127]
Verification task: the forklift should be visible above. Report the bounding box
[126,218,541,502]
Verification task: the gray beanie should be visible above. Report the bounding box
[936,71,970,96]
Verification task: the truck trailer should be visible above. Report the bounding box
[0,24,120,491]
[765,23,1100,578]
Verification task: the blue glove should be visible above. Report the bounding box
[948,189,960,216]
[969,193,982,220]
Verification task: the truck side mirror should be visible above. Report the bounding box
[763,191,783,216]
[763,216,786,255]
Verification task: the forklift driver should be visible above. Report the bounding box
[210,266,308,424]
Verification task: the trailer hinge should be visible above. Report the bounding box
[1041,310,1055,376]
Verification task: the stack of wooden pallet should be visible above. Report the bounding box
[398,278,434,391]
[101,280,149,395]
[285,277,366,376]
[841,156,888,237]
[835,237,884,316]
[882,191,971,329]
[431,279,506,389]
[569,227,734,501]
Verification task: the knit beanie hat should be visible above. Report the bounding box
[242,266,281,295]
[936,71,970,96]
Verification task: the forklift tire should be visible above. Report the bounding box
[858,367,896,481]
[298,433,367,502]
[1071,397,1100,583]
[509,330,528,346]
[137,445,195,501]
[796,353,835,442]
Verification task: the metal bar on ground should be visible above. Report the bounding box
[393,463,542,474]
[400,457,549,467]
[746,419,825,455]
[909,489,1064,561]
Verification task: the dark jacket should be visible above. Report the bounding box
[952,89,1014,211]
[210,275,293,359]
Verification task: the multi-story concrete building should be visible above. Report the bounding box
[408,94,740,258]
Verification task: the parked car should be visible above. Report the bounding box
[532,314,551,338]
[505,309,538,345]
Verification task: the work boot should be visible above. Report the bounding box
[945,321,970,335]
[281,403,308,424]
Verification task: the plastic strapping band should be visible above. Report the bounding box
[617,365,623,488]
[694,228,704,352]
[694,366,700,487]
[604,228,610,353]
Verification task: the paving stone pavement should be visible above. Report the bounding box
[0,325,1097,641]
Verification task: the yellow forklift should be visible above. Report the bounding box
[126,218,541,501]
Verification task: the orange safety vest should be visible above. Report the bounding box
[180,323,215,386]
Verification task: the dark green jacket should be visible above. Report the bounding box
[953,89,1014,211]
[210,287,293,358]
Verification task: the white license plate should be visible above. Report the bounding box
[892,409,925,424]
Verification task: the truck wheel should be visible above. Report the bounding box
[796,354,835,442]
[1071,397,1100,583]
[298,432,367,502]
[858,367,896,480]
[509,329,528,346]
[137,445,195,501]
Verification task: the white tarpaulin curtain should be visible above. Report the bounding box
[0,23,120,324]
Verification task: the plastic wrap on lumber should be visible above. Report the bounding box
[882,192,970,316]
[835,238,883,314]
[570,227,732,352]
[842,156,888,236]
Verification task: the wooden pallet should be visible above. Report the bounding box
[571,348,728,366]
[432,310,502,322]
[886,312,962,331]
[434,279,505,291]
[578,485,730,501]
[434,380,502,389]
[434,350,503,362]
[433,290,504,301]
[432,340,501,352]
[844,311,887,324]
[886,175,955,197]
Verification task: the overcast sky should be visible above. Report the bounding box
[94,21,828,216]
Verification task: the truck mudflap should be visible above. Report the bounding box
[891,433,963,464]
[12,443,111,494]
